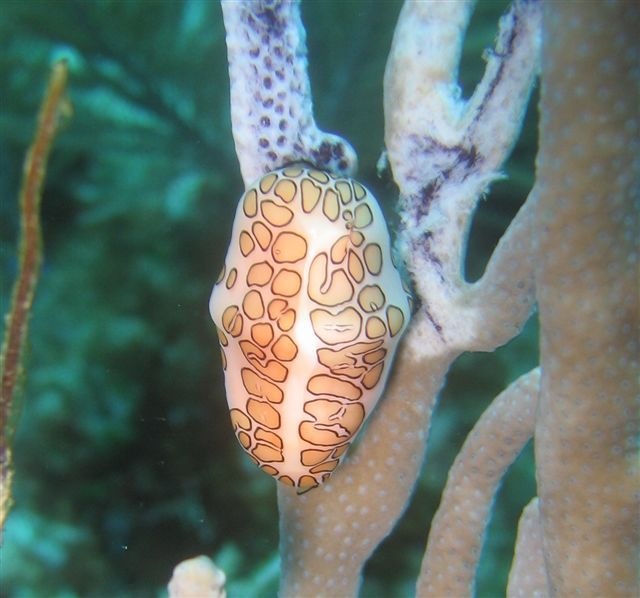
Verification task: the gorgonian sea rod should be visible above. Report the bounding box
[168,1,638,596]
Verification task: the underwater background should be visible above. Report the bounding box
[1,1,538,596]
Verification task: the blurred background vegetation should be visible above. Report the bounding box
[0,1,538,596]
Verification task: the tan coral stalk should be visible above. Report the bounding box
[278,344,448,597]
[507,498,550,598]
[416,368,540,597]
[534,2,639,595]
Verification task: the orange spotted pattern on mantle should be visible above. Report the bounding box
[209,165,411,493]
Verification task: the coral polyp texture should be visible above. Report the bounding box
[220,0,357,183]
[209,165,410,492]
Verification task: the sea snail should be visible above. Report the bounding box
[209,164,411,493]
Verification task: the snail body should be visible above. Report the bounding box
[210,165,411,492]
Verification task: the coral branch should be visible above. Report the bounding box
[462,189,537,351]
[0,60,70,532]
[220,0,357,186]
[416,368,540,597]
[384,0,475,197]
[278,345,448,597]
[384,0,541,357]
[507,498,550,598]
[534,3,639,594]
[463,0,542,172]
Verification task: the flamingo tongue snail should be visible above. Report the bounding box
[210,164,411,493]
